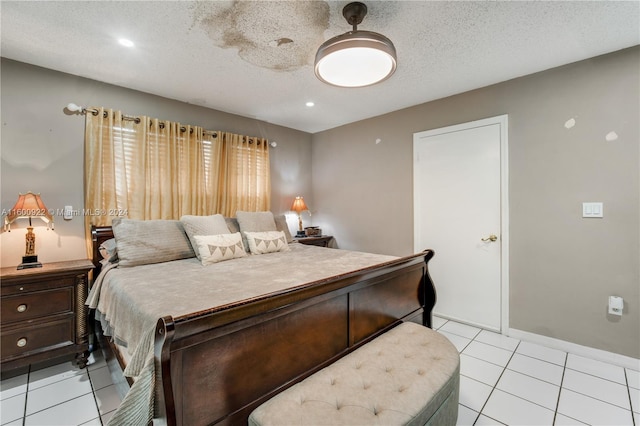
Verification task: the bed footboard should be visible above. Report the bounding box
[154,250,435,426]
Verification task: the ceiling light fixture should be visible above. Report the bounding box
[305,101,315,107]
[314,2,396,88]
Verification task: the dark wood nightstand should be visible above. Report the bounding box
[295,235,334,248]
[0,259,94,376]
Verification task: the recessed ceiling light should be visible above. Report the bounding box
[305,101,315,107]
[118,38,135,48]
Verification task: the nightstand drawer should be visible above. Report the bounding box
[1,287,73,324]
[1,276,75,296]
[1,316,74,359]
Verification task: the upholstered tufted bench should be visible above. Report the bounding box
[248,322,460,426]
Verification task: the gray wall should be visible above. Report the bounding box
[311,47,639,358]
[0,59,313,266]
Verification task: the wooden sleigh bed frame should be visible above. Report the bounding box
[91,225,437,425]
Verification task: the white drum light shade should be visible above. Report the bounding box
[314,2,397,88]
[314,30,397,88]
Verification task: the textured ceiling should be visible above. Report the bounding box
[1,1,639,133]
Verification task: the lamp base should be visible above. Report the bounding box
[18,255,42,270]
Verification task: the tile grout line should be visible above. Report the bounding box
[435,319,493,424]
[20,370,96,424]
[563,362,631,386]
[85,367,105,426]
[22,365,31,426]
[460,368,564,418]
[507,350,632,391]
[438,327,481,353]
[625,369,637,426]
[471,332,520,425]
[21,391,96,421]
[551,350,568,425]
[461,349,512,369]
[467,328,484,425]
[560,367,636,412]
[504,353,565,387]
[444,322,544,424]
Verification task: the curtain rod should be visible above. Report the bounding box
[67,103,220,137]
[65,102,276,146]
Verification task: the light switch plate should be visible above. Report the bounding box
[582,202,603,218]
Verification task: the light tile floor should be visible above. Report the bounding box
[0,350,121,426]
[432,317,640,426]
[1,317,638,425]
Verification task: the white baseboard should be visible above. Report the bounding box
[433,311,500,333]
[508,328,640,371]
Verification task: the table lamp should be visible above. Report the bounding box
[4,192,54,269]
[290,196,310,238]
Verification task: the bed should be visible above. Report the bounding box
[89,213,436,426]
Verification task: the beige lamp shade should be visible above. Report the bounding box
[4,192,53,269]
[290,196,309,214]
[291,196,310,236]
[4,192,54,231]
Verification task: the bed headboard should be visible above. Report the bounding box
[91,225,114,275]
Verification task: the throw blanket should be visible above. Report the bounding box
[87,244,396,425]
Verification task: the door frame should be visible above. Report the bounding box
[413,115,509,333]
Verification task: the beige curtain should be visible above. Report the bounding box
[215,132,271,216]
[84,108,270,256]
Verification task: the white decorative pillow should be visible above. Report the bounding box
[180,214,231,260]
[244,231,290,255]
[193,233,247,266]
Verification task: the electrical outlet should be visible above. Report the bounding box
[608,296,623,316]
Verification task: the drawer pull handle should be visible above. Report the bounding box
[17,304,27,313]
[17,338,27,347]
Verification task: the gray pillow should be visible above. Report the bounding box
[180,214,231,260]
[225,217,241,234]
[235,211,277,252]
[112,218,195,267]
[236,211,277,232]
[274,214,293,243]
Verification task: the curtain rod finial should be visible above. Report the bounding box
[66,103,83,113]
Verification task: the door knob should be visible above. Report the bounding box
[481,234,498,242]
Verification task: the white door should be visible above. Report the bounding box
[413,115,508,332]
